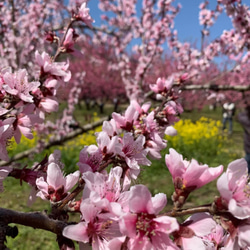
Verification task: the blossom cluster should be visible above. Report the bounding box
[0,50,70,162]
[0,2,95,162]
[7,80,248,249]
[20,126,250,249]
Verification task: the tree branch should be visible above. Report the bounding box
[0,208,67,235]
[181,84,250,91]
[164,205,212,217]
[0,116,109,167]
[145,84,250,98]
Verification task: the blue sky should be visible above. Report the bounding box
[173,0,232,44]
[88,0,235,46]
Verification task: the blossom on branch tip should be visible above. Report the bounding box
[75,2,95,27]
[27,152,63,206]
[63,28,77,52]
[112,103,138,131]
[39,96,59,113]
[3,69,40,103]
[36,163,80,202]
[62,28,83,57]
[35,51,71,82]
[165,148,223,207]
[32,88,59,115]
[150,76,174,95]
[162,100,183,125]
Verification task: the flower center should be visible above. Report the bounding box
[244,183,250,198]
[136,212,156,238]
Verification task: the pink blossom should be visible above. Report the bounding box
[202,224,227,249]
[63,28,76,52]
[75,2,95,27]
[102,119,118,137]
[62,28,83,57]
[225,219,250,249]
[131,100,151,116]
[96,131,122,158]
[150,76,174,94]
[142,111,167,159]
[120,132,151,177]
[81,167,123,212]
[146,137,166,159]
[39,96,59,113]
[63,202,121,250]
[217,158,250,219]
[28,151,63,206]
[217,215,250,249]
[0,107,9,116]
[3,69,40,103]
[0,166,12,192]
[0,119,14,161]
[48,149,64,169]
[173,213,218,249]
[112,103,138,131]
[165,148,223,206]
[119,185,179,249]
[98,132,150,189]
[33,88,59,114]
[36,163,79,202]
[43,78,60,95]
[78,145,102,173]
[13,104,43,144]
[165,126,177,136]
[162,101,183,125]
[35,51,71,82]
[0,67,11,91]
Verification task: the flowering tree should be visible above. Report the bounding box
[1,0,250,249]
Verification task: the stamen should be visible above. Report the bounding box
[244,183,250,198]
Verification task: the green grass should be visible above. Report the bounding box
[1,178,59,249]
[1,104,246,249]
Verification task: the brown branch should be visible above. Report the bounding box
[145,84,250,98]
[0,117,109,167]
[0,208,67,235]
[164,205,212,217]
[181,84,250,91]
[53,19,76,61]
